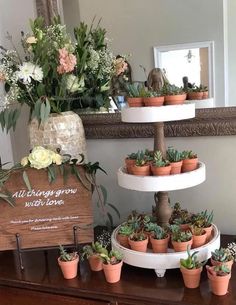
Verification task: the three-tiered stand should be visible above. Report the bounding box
[112,104,220,277]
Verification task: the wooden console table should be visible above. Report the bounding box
[0,235,235,305]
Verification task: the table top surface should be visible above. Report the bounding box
[0,234,235,305]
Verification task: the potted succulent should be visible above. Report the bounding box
[58,245,79,279]
[187,84,204,100]
[191,210,214,241]
[82,242,107,272]
[170,225,193,252]
[190,225,207,248]
[132,151,150,176]
[125,83,143,107]
[162,83,187,105]
[100,250,123,283]
[166,147,183,175]
[170,202,191,231]
[180,246,206,288]
[206,264,231,296]
[143,89,164,107]
[201,85,209,99]
[211,248,234,271]
[181,150,198,173]
[116,223,134,248]
[128,231,148,252]
[125,152,138,174]
[151,150,171,176]
[150,225,169,253]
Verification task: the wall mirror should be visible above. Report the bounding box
[154,41,215,108]
[36,0,236,139]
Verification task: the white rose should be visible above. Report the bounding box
[28,146,53,169]
[51,152,63,165]
[20,156,28,167]
[26,36,37,44]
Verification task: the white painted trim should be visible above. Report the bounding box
[223,0,229,106]
[153,41,215,100]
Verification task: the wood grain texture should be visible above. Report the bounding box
[0,167,93,250]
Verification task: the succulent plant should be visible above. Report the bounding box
[170,202,191,225]
[181,150,197,160]
[152,150,169,167]
[207,264,230,276]
[180,245,206,269]
[127,152,138,160]
[190,225,205,236]
[170,225,192,242]
[100,249,123,265]
[129,231,147,241]
[211,248,233,262]
[135,150,148,166]
[59,245,77,262]
[118,223,134,236]
[152,225,168,240]
[161,83,185,95]
[125,82,143,97]
[191,210,213,228]
[166,147,182,162]
[82,241,108,260]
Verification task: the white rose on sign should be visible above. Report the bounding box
[28,146,53,169]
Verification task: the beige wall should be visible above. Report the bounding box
[78,0,225,106]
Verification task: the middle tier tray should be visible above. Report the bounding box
[117,162,206,192]
[121,103,195,123]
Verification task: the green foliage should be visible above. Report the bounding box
[211,248,233,262]
[190,225,205,236]
[129,231,147,241]
[152,225,168,240]
[207,264,230,276]
[125,83,143,97]
[118,223,134,236]
[180,246,206,269]
[161,83,185,96]
[152,150,169,167]
[135,150,148,166]
[170,225,192,242]
[0,108,21,132]
[166,147,182,162]
[181,150,197,160]
[170,202,191,225]
[188,84,208,92]
[82,241,108,260]
[191,210,213,228]
[100,249,123,265]
[127,152,138,160]
[59,245,77,262]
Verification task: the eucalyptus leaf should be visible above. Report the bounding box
[22,171,32,191]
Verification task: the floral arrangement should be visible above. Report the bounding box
[0,17,128,131]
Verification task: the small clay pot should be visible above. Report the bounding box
[170,161,183,175]
[207,267,231,296]
[125,158,135,174]
[103,261,123,283]
[192,230,207,248]
[116,233,130,248]
[164,94,187,105]
[128,237,148,252]
[127,97,143,107]
[143,96,164,107]
[202,91,209,99]
[187,92,203,100]
[150,234,169,253]
[172,238,193,252]
[180,266,203,288]
[182,158,198,172]
[151,164,171,176]
[58,255,79,279]
[211,258,234,271]
[203,225,213,242]
[88,255,103,271]
[132,164,150,176]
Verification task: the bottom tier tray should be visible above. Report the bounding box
[111,224,220,277]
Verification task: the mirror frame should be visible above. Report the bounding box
[36,0,236,139]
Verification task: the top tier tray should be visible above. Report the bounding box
[121,104,195,123]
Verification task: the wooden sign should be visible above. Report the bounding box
[0,167,93,250]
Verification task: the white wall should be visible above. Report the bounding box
[78,0,225,106]
[87,136,236,235]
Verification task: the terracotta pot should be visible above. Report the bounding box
[128,237,148,252]
[143,96,164,107]
[207,269,231,296]
[172,238,193,252]
[164,94,187,105]
[151,164,171,176]
[132,164,150,176]
[125,158,135,174]
[180,266,202,288]
[180,224,190,231]
[58,255,79,279]
[102,261,123,283]
[127,97,143,107]
[203,225,213,242]
[170,161,183,175]
[88,255,103,272]
[182,158,198,173]
[150,235,169,253]
[192,231,207,248]
[116,233,130,248]
[187,92,203,100]
[144,231,153,249]
[202,91,209,99]
[211,258,234,271]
